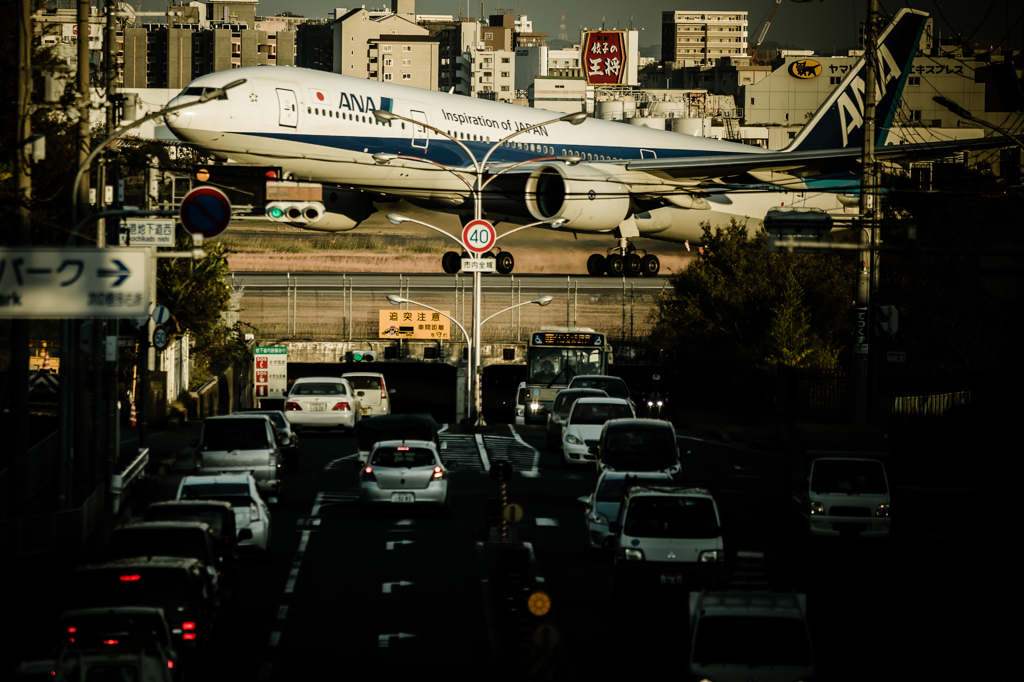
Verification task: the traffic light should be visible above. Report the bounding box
[265,201,325,225]
[342,349,375,363]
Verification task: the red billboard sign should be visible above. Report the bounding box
[583,31,628,85]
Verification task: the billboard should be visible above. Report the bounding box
[583,31,628,85]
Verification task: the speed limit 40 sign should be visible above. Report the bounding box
[462,219,496,254]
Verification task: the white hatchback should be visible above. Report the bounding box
[359,440,451,516]
[561,397,635,466]
[284,376,362,431]
[176,474,272,559]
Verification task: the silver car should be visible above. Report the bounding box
[359,440,452,516]
[284,376,362,431]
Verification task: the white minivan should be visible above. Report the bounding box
[342,372,393,417]
[794,456,891,538]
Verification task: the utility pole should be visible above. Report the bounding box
[852,0,879,426]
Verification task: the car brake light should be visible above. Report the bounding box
[285,402,301,411]
[397,446,409,451]
[183,633,196,641]
[332,402,350,411]
[67,627,77,633]
[250,503,260,522]
[182,622,196,630]
[431,465,444,480]
[103,639,119,645]
[119,574,141,581]
[168,660,174,669]
[363,466,376,482]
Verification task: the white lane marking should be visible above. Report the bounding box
[508,424,539,474]
[382,580,414,594]
[440,441,447,449]
[395,519,414,526]
[258,662,273,680]
[386,540,414,550]
[438,424,449,433]
[284,530,311,594]
[378,632,417,648]
[268,631,281,646]
[311,491,357,516]
[536,518,559,527]
[520,471,541,478]
[523,541,545,583]
[475,433,491,471]
[311,492,324,517]
[276,605,288,620]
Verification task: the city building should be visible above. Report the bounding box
[332,7,428,76]
[661,10,749,67]
[368,35,439,89]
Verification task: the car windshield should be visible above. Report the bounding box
[596,476,666,502]
[251,411,287,429]
[604,425,675,454]
[180,483,252,507]
[200,420,268,451]
[57,612,169,650]
[291,382,347,396]
[810,460,887,494]
[571,377,629,399]
[692,616,812,666]
[553,390,604,414]
[370,447,436,468]
[623,496,719,538]
[570,402,632,426]
[346,376,383,391]
[146,508,227,536]
[69,569,191,609]
[110,528,211,563]
[529,348,604,385]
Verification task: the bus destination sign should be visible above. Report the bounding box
[532,332,604,347]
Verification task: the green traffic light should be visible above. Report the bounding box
[352,352,364,362]
[268,206,284,219]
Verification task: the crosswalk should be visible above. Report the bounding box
[437,427,540,473]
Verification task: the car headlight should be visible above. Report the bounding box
[516,406,524,416]
[566,434,582,445]
[551,414,562,424]
[530,402,540,411]
[876,503,890,517]
[622,548,645,561]
[589,512,608,525]
[698,550,724,563]
[810,501,824,515]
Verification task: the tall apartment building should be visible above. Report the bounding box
[466,47,516,102]
[661,10,749,67]
[332,7,428,75]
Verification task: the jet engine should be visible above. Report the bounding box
[524,163,631,230]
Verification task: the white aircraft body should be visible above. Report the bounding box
[165,9,1000,276]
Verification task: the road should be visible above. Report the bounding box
[11,419,1014,680]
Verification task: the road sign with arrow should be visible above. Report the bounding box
[0,248,150,319]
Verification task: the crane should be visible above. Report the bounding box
[749,0,783,64]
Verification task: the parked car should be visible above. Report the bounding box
[688,589,814,681]
[53,607,180,677]
[144,500,241,591]
[579,471,673,552]
[247,409,300,472]
[566,374,636,410]
[66,557,220,651]
[612,482,726,596]
[284,376,362,432]
[546,387,607,450]
[193,414,284,502]
[107,521,228,599]
[595,418,681,475]
[562,397,635,466]
[793,455,891,538]
[353,413,439,465]
[359,440,453,516]
[176,474,272,560]
[342,372,394,417]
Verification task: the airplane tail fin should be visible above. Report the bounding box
[787,8,928,153]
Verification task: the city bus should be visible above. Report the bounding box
[519,327,612,425]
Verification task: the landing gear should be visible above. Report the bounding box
[586,254,605,276]
[585,244,661,277]
[641,254,660,276]
[440,249,516,274]
[495,251,514,275]
[605,253,625,276]
[442,251,460,274]
[625,253,642,277]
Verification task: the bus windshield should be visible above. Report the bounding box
[529,348,604,385]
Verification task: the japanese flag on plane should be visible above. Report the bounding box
[309,89,331,107]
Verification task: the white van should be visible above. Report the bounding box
[794,455,891,538]
[342,372,393,417]
[612,483,725,595]
[193,415,284,502]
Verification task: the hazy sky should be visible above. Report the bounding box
[141,0,1021,52]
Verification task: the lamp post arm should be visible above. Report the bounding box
[70,79,247,240]
[481,299,550,326]
[494,219,564,244]
[390,216,467,251]
[373,110,479,168]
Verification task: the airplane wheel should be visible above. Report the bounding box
[496,252,514,274]
[625,253,642,277]
[606,253,625,276]
[586,254,605,276]
[641,254,661,277]
[442,251,461,274]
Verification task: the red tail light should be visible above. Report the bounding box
[285,402,301,411]
[183,633,196,641]
[119,574,141,582]
[332,402,350,411]
[182,622,196,631]
[362,466,376,482]
[168,660,174,669]
[103,639,119,645]
[67,627,77,633]
[431,465,445,480]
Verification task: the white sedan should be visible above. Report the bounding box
[562,397,635,466]
[175,474,272,560]
[284,376,362,431]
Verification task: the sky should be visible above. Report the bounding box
[138,0,1021,53]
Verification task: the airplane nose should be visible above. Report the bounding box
[165,103,193,130]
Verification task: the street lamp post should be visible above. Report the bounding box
[372,107,585,426]
[387,294,553,423]
[932,96,1024,151]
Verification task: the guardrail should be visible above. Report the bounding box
[0,483,103,562]
[111,447,149,516]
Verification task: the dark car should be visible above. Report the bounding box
[144,501,241,597]
[567,374,636,410]
[595,418,681,474]
[248,409,300,471]
[545,387,608,450]
[54,607,181,677]
[107,522,231,600]
[67,557,220,650]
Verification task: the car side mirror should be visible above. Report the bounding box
[281,437,291,446]
[577,496,590,506]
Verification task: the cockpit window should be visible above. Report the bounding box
[181,87,227,100]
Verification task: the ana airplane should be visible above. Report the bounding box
[165,8,999,276]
